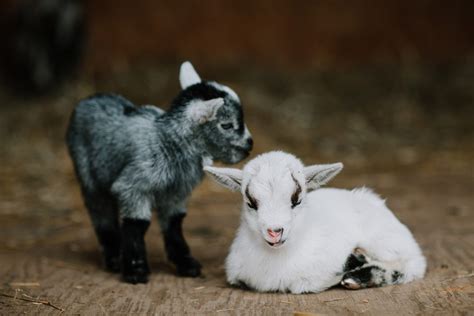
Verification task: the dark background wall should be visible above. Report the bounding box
[84,0,474,71]
[3,0,472,73]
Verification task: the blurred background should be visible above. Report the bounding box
[0,0,473,313]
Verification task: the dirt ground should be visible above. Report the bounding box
[0,62,473,315]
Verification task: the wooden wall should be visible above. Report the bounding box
[1,0,473,72]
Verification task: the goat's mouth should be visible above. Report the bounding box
[233,145,251,156]
[266,239,286,248]
[222,146,250,164]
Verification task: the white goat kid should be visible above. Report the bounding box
[204,151,426,294]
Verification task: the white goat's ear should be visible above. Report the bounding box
[187,98,224,124]
[204,166,243,191]
[179,61,201,89]
[303,163,343,191]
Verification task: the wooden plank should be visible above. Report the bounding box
[1,172,473,315]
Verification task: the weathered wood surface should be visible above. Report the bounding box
[1,171,473,315]
[0,64,473,315]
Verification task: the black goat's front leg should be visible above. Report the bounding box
[162,213,202,277]
[121,218,150,284]
[94,223,121,272]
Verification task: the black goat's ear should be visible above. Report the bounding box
[204,166,243,191]
[303,163,343,191]
[179,61,201,89]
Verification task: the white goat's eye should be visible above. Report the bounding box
[246,202,257,210]
[291,200,301,208]
[220,122,234,130]
[291,174,302,209]
[245,187,258,211]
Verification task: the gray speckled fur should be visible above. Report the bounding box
[67,91,251,223]
[65,63,252,281]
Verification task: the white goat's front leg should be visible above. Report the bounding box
[288,273,343,294]
[225,239,248,288]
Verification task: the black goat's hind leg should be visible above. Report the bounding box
[121,218,151,284]
[84,191,121,272]
[161,213,202,277]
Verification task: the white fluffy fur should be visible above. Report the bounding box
[204,151,426,294]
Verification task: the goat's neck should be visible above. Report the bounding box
[157,112,209,160]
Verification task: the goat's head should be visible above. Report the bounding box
[204,151,343,249]
[171,61,253,164]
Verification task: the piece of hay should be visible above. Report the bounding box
[0,292,65,312]
[293,312,324,316]
[322,297,347,303]
[9,282,40,287]
[442,272,474,282]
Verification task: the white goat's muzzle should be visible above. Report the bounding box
[264,228,286,247]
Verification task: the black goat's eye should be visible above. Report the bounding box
[221,123,234,130]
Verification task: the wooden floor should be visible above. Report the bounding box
[0,64,473,315]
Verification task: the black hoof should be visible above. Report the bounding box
[122,258,150,284]
[122,270,149,284]
[176,256,202,277]
[104,256,121,273]
[341,277,362,290]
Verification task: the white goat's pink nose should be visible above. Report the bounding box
[267,228,283,239]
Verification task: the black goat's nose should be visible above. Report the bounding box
[246,138,254,150]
